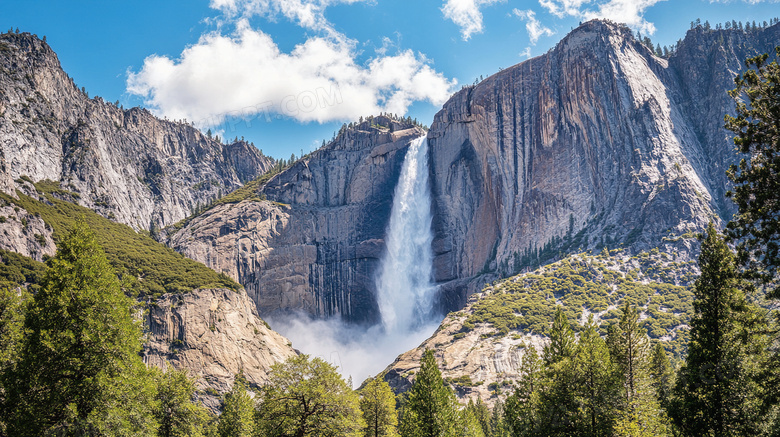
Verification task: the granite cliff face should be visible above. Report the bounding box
[0,32,273,232]
[169,118,426,323]
[143,288,298,411]
[170,22,779,326]
[428,20,780,311]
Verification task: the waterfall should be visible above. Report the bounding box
[268,135,439,384]
[375,135,436,332]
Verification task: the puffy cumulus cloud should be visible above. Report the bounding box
[126,21,456,126]
[442,0,505,40]
[210,0,368,36]
[513,9,555,44]
[540,0,664,34]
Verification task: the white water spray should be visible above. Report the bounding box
[269,136,439,384]
[375,136,436,331]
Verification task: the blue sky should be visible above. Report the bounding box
[2,0,779,159]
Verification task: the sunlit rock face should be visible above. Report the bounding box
[169,118,427,324]
[0,32,273,232]
[170,20,780,326]
[427,20,780,311]
[143,288,298,412]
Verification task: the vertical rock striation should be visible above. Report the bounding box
[169,118,426,323]
[0,32,273,231]
[143,288,298,412]
[427,20,780,312]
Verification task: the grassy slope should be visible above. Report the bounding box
[0,249,46,291]
[166,163,285,234]
[0,180,240,298]
[459,249,697,357]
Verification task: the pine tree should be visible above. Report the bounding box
[0,287,27,435]
[609,303,670,436]
[399,349,460,437]
[669,224,769,436]
[3,222,156,436]
[360,376,399,437]
[217,372,255,437]
[489,399,509,437]
[459,404,486,437]
[154,366,209,437]
[538,310,579,435]
[572,316,619,436]
[256,354,363,437]
[649,343,673,409]
[543,309,576,365]
[0,287,25,373]
[725,47,780,299]
[465,398,491,437]
[504,346,541,436]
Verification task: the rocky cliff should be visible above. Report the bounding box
[0,31,273,232]
[169,117,426,323]
[169,22,779,326]
[384,249,698,406]
[428,20,780,312]
[143,288,298,412]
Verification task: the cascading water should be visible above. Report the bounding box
[375,136,436,332]
[269,136,439,384]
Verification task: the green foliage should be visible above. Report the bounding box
[608,303,671,436]
[0,287,25,370]
[256,354,364,437]
[572,316,620,436]
[217,373,256,437]
[0,249,45,291]
[0,183,240,297]
[458,403,486,437]
[2,222,157,435]
[504,346,541,437]
[649,342,673,410]
[399,349,461,437]
[725,46,780,298]
[670,224,771,436]
[154,366,209,437]
[360,376,399,437]
[463,253,694,356]
[502,303,671,436]
[464,398,492,437]
[0,286,27,434]
[168,162,290,233]
[543,309,577,365]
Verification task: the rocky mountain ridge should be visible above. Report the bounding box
[168,116,426,323]
[427,20,780,311]
[168,20,780,324]
[0,31,273,233]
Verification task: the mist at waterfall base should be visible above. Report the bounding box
[268,137,440,385]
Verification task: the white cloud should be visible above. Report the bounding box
[519,46,532,58]
[709,0,779,3]
[442,0,504,40]
[126,21,456,126]
[539,0,665,34]
[210,0,368,37]
[513,9,555,44]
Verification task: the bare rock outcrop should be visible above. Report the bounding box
[143,288,298,412]
[169,118,426,324]
[0,31,273,232]
[427,20,780,311]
